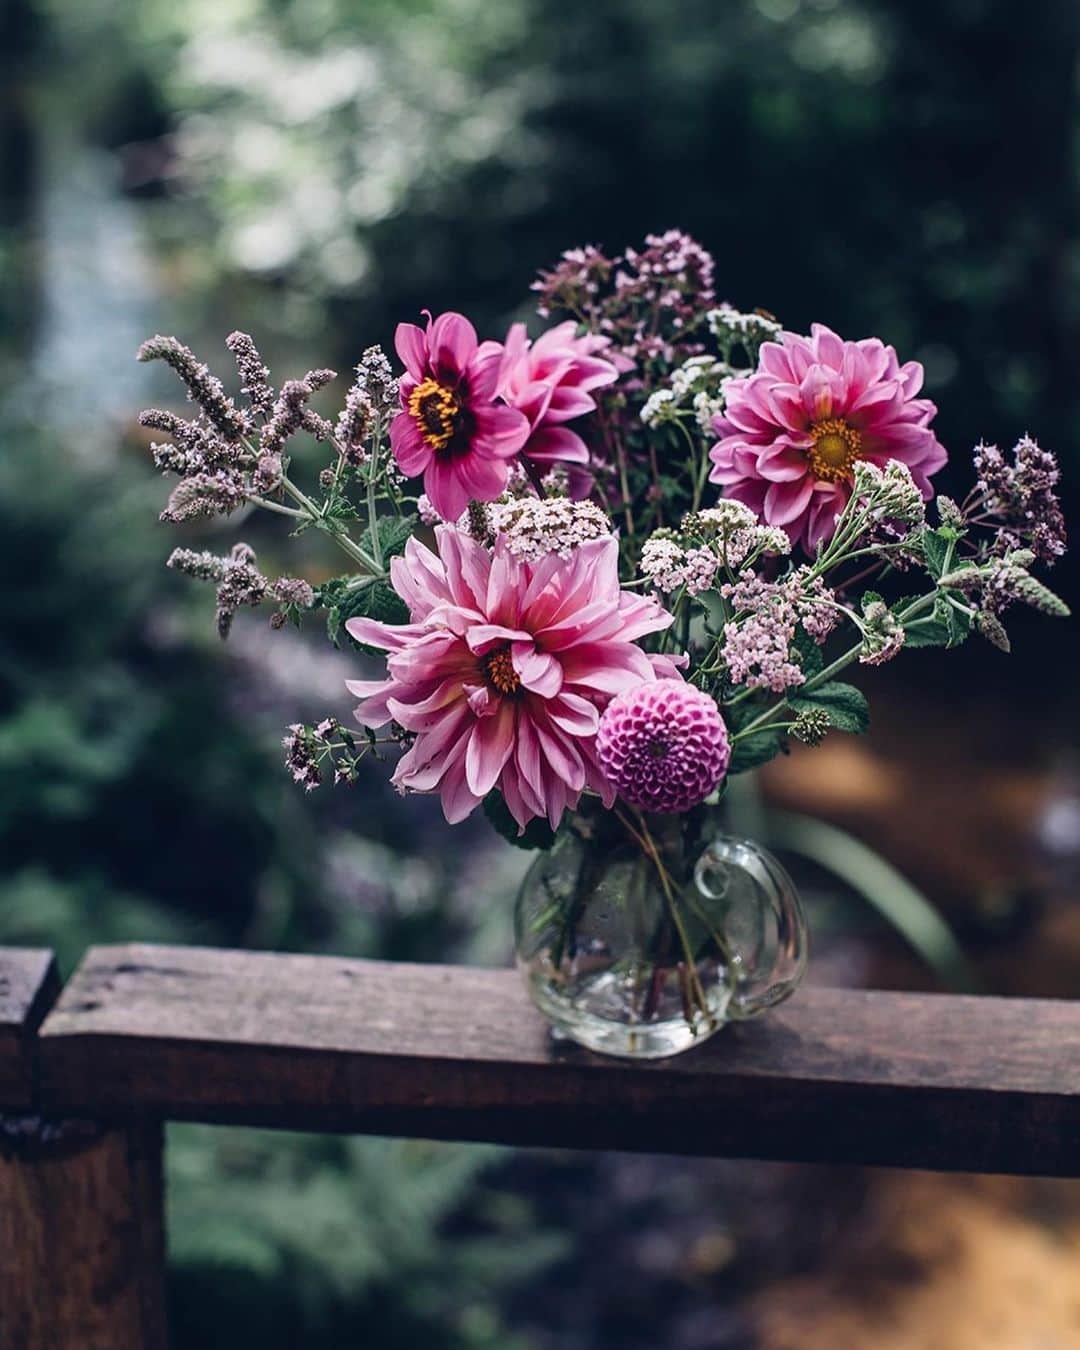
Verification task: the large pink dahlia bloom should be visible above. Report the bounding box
[346,528,680,831]
[390,311,530,521]
[709,324,947,553]
[497,321,621,497]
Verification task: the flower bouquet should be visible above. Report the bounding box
[138,230,1068,1059]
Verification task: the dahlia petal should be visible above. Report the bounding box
[468,341,505,401]
[471,401,531,458]
[499,769,535,833]
[558,641,656,695]
[440,762,484,825]
[347,678,397,727]
[465,701,515,797]
[424,460,471,522]
[764,477,816,527]
[810,323,845,371]
[395,706,472,791]
[523,425,591,466]
[345,615,423,652]
[545,691,600,737]
[533,718,586,792]
[390,413,431,478]
[537,386,596,423]
[394,322,428,382]
[427,311,477,380]
[435,525,490,612]
[465,623,533,654]
[453,451,512,503]
[512,643,563,697]
[756,445,810,482]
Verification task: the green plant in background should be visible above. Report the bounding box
[168,1129,566,1349]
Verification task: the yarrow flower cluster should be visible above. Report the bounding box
[596,681,730,814]
[641,355,732,434]
[490,496,612,563]
[720,570,839,693]
[640,501,791,597]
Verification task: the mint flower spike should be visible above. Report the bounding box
[137,334,249,440]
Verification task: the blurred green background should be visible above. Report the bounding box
[2,0,1078,1346]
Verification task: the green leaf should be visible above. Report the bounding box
[787,681,869,734]
[360,515,414,563]
[727,727,787,774]
[935,595,972,649]
[483,792,557,850]
[901,618,952,648]
[791,626,824,678]
[921,528,952,580]
[316,576,408,651]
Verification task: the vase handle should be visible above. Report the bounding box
[693,834,809,1021]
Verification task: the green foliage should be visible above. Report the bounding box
[787,681,870,735]
[360,515,414,566]
[727,727,788,775]
[920,527,954,580]
[483,791,556,851]
[168,1129,565,1349]
[318,576,409,650]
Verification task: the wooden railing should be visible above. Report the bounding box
[2,941,1078,1347]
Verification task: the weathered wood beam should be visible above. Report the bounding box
[38,942,1080,1177]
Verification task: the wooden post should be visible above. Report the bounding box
[0,1120,167,1349]
[0,949,167,1350]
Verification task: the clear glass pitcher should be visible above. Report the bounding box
[514,805,808,1059]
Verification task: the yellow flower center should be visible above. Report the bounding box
[408,377,461,454]
[807,417,863,483]
[482,645,521,696]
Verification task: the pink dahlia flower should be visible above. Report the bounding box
[709,324,947,553]
[390,311,530,521]
[346,527,681,831]
[596,680,730,814]
[496,321,621,497]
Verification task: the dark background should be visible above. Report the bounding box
[1,1,1078,1345]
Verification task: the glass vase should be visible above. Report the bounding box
[514,804,808,1059]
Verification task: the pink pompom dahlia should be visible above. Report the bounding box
[497,321,621,497]
[709,324,947,553]
[390,311,530,521]
[596,680,730,814]
[346,528,681,831]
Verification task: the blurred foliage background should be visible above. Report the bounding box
[1,0,1077,1345]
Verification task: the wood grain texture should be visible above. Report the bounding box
[38,943,1080,1176]
[0,948,59,1108]
[0,1123,166,1350]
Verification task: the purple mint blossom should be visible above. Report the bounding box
[225,330,274,416]
[972,436,1066,565]
[260,370,337,454]
[137,335,249,441]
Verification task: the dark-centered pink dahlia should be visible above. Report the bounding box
[390,311,530,521]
